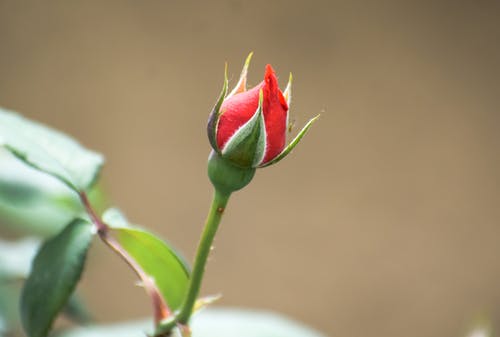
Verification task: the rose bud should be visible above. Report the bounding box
[207,53,319,194]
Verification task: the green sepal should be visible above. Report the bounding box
[283,72,293,108]
[221,90,266,168]
[227,52,253,98]
[207,64,229,153]
[259,114,320,168]
[284,73,293,133]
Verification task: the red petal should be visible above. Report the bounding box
[261,65,288,164]
[216,82,263,150]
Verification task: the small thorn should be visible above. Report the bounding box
[288,118,296,133]
[176,323,192,337]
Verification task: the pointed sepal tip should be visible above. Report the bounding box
[259,114,320,168]
[227,52,254,98]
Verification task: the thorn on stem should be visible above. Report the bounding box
[176,323,192,337]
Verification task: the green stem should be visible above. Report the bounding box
[177,189,231,324]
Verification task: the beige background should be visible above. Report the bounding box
[1,1,499,336]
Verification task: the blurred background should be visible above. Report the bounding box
[0,1,499,336]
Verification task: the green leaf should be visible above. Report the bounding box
[0,150,105,237]
[0,283,89,335]
[0,108,104,192]
[0,238,91,333]
[101,208,130,228]
[103,208,190,311]
[20,218,94,337]
[0,150,79,235]
[114,228,190,311]
[55,308,327,337]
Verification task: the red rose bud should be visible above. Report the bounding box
[207,54,319,194]
[207,53,319,169]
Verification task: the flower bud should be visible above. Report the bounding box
[207,53,318,170]
[206,54,319,194]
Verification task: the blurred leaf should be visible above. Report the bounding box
[0,150,80,236]
[0,150,106,237]
[189,308,327,337]
[0,108,104,192]
[0,317,6,336]
[55,319,150,337]
[101,208,130,228]
[0,282,21,336]
[0,285,92,336]
[85,184,107,218]
[0,237,40,281]
[0,237,91,334]
[466,318,492,337]
[55,308,327,337]
[21,218,94,337]
[103,208,190,311]
[467,328,491,337]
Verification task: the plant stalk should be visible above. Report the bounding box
[177,189,230,324]
[79,192,171,325]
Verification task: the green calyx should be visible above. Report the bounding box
[207,151,255,195]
